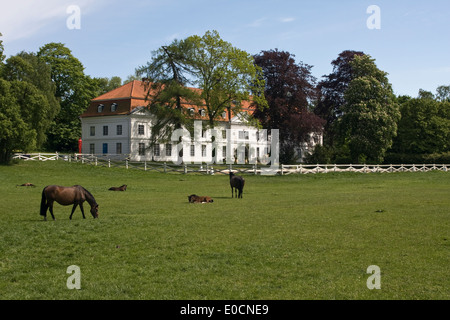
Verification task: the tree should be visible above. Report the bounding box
[139,30,267,136]
[2,52,59,148]
[184,30,267,128]
[436,85,450,102]
[338,55,400,163]
[137,39,204,150]
[0,79,37,163]
[37,43,97,151]
[315,50,365,146]
[252,49,325,163]
[92,76,123,96]
[391,91,450,155]
[0,33,5,65]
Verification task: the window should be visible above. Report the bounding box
[222,146,227,160]
[199,109,206,117]
[222,111,227,119]
[97,104,104,112]
[153,144,160,157]
[165,144,172,157]
[111,103,118,112]
[138,124,145,135]
[239,130,249,140]
[190,144,195,157]
[89,143,95,154]
[103,125,108,136]
[116,143,122,154]
[222,130,226,139]
[138,143,146,156]
[102,143,108,154]
[202,145,207,157]
[189,108,195,116]
[116,125,122,135]
[90,126,95,136]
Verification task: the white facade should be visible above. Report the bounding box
[81,107,273,164]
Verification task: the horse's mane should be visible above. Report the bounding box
[77,185,97,204]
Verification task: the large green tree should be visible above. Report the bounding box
[315,50,365,146]
[37,43,97,151]
[0,79,37,163]
[0,38,60,163]
[338,55,400,163]
[391,92,450,155]
[137,39,203,144]
[184,30,267,127]
[139,30,267,137]
[2,52,59,148]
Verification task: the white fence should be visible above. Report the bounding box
[12,153,450,175]
[279,163,449,174]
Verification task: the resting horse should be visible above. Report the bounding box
[17,183,36,187]
[188,194,214,203]
[229,171,245,198]
[109,184,127,191]
[40,185,99,220]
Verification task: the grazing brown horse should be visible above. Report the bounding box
[188,194,214,203]
[229,171,245,198]
[109,184,127,191]
[40,185,99,220]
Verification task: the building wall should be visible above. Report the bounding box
[81,112,275,164]
[81,115,131,156]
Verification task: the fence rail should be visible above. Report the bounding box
[12,153,450,175]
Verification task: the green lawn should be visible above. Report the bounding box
[0,160,448,300]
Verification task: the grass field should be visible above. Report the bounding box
[0,160,448,300]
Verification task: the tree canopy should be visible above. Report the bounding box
[338,55,400,163]
[138,30,267,139]
[37,42,99,151]
[252,49,325,163]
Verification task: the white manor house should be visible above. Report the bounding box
[80,80,322,164]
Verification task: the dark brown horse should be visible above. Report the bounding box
[40,185,99,220]
[229,171,245,198]
[109,184,127,191]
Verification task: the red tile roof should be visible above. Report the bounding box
[81,80,255,121]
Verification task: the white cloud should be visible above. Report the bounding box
[247,18,267,28]
[0,0,106,42]
[280,17,295,23]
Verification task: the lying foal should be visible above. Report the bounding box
[188,194,214,203]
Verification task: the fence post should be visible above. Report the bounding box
[164,162,167,173]
[281,164,284,175]
[126,160,128,169]
[184,164,187,174]
[108,159,111,168]
[144,161,147,171]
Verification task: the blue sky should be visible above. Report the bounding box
[1,0,449,97]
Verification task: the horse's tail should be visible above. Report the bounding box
[40,187,48,216]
